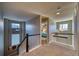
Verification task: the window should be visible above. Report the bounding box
[11,23,20,46]
[59,24,68,31]
[11,23,20,32]
[11,34,20,46]
[11,23,20,28]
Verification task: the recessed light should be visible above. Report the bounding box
[56,12,60,15]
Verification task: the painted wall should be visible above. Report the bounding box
[76,3,79,55]
[49,19,57,42]
[0,19,4,56]
[0,7,4,55]
[26,16,40,50]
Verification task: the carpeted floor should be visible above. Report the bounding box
[19,43,76,56]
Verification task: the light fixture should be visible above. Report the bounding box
[56,6,64,15]
[56,12,60,15]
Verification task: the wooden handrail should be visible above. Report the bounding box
[53,35,68,39]
[51,32,75,35]
[28,34,40,36]
[17,34,27,54]
[17,33,40,55]
[18,37,27,48]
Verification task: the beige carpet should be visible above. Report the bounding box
[20,43,76,56]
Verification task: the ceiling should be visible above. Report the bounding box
[2,2,77,21]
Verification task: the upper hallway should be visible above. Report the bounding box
[0,2,79,56]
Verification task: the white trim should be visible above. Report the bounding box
[19,45,41,55]
[55,17,73,22]
[55,41,74,50]
[8,51,17,56]
[72,17,75,50]
[29,45,41,52]
[49,40,75,50]
[39,17,42,44]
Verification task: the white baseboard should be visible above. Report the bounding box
[8,51,17,56]
[19,45,41,55]
[49,40,75,50]
[29,45,41,52]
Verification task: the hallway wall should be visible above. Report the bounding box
[26,16,40,50]
[0,4,4,56]
[76,3,79,55]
